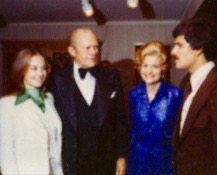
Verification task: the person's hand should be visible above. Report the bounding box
[115,158,127,175]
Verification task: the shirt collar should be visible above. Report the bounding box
[190,61,215,90]
[73,62,97,80]
[15,88,45,105]
[15,90,30,105]
[74,61,80,71]
[73,62,81,79]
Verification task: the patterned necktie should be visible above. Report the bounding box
[15,88,45,113]
[78,66,97,79]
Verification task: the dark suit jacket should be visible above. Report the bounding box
[52,65,128,175]
[173,67,217,175]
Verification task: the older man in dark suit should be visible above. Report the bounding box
[52,28,128,175]
[171,18,217,175]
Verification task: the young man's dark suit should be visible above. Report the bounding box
[52,64,128,175]
[173,67,217,175]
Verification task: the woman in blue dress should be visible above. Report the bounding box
[128,41,183,175]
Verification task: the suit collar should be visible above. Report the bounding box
[96,69,114,126]
[56,65,114,130]
[56,66,77,129]
[180,66,217,139]
[190,61,215,91]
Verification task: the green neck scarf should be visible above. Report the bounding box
[15,88,45,113]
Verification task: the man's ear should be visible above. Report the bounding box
[68,46,76,57]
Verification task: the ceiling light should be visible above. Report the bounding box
[82,0,94,17]
[127,0,139,8]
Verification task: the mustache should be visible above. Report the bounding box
[171,55,178,60]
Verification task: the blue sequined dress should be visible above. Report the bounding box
[128,80,183,175]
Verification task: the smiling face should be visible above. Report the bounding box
[140,55,163,86]
[23,54,47,89]
[68,29,99,68]
[171,35,200,73]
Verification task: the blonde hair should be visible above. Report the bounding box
[135,41,170,77]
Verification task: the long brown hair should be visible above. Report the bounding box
[5,48,49,95]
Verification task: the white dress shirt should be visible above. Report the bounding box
[73,63,96,106]
[179,61,215,135]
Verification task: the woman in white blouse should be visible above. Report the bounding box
[0,48,63,175]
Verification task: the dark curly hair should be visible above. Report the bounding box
[173,18,217,62]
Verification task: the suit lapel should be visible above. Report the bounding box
[180,67,217,139]
[57,66,114,129]
[56,66,77,130]
[95,68,113,127]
